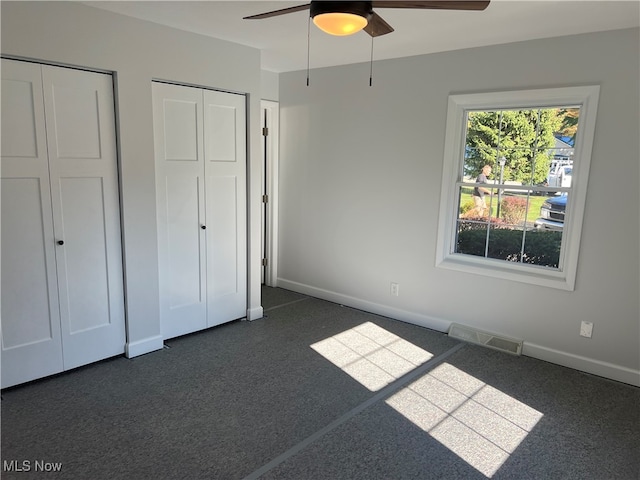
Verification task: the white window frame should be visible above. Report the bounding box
[436,86,600,291]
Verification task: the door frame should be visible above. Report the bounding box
[261,100,279,287]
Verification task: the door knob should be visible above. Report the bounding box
[57,240,64,245]
[201,225,206,230]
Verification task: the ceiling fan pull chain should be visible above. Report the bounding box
[369,35,374,86]
[307,15,311,86]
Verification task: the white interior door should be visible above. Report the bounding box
[42,65,125,370]
[203,89,247,327]
[1,59,64,387]
[261,100,279,287]
[153,82,207,338]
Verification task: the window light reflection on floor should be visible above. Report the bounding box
[385,363,544,478]
[312,323,543,478]
[310,322,434,391]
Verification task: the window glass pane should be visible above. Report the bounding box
[486,224,525,262]
[465,107,581,188]
[457,185,499,220]
[522,229,562,268]
[533,147,553,187]
[457,184,474,218]
[463,146,495,180]
[494,148,535,186]
[496,109,540,151]
[496,193,530,228]
[545,107,579,159]
[516,191,568,268]
[466,111,500,149]
[456,218,489,258]
[456,186,567,270]
[533,192,569,231]
[465,111,500,178]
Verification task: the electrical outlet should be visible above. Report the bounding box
[580,321,593,338]
[390,282,399,296]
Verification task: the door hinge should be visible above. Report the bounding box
[262,127,269,136]
[262,194,268,203]
[262,258,268,267]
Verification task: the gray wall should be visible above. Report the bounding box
[1,1,264,355]
[278,28,640,385]
[261,70,279,101]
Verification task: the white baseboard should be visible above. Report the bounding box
[277,278,640,388]
[523,342,640,387]
[276,278,451,332]
[125,335,164,358]
[247,306,264,321]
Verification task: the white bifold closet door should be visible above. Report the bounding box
[152,82,247,339]
[1,59,125,388]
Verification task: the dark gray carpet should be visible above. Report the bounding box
[1,286,638,480]
[260,285,308,311]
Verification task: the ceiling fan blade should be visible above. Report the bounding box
[363,12,394,37]
[243,4,311,20]
[372,1,490,11]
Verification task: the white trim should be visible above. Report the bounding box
[125,335,164,358]
[523,342,640,387]
[261,100,280,287]
[276,278,451,332]
[436,85,600,291]
[247,306,264,321]
[278,278,638,387]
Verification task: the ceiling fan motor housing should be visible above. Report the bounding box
[310,1,374,22]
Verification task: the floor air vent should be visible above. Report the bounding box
[448,323,523,356]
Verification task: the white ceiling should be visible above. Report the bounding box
[84,1,640,72]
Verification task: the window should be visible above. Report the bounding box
[436,86,600,290]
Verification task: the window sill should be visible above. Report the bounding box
[436,253,575,291]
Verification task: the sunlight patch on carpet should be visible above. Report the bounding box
[310,322,434,391]
[385,363,544,478]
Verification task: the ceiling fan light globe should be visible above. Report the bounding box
[312,12,368,36]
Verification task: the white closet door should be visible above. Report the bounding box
[203,90,247,327]
[42,65,125,370]
[154,83,247,339]
[153,82,207,338]
[1,59,64,387]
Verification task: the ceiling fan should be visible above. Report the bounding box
[244,1,491,37]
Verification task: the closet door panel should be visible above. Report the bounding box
[205,104,237,162]
[1,178,64,387]
[2,78,40,159]
[42,65,125,369]
[207,175,238,297]
[163,99,199,161]
[46,83,102,159]
[2,179,55,344]
[56,177,110,333]
[153,82,207,339]
[1,59,64,388]
[0,60,49,175]
[204,90,247,327]
[165,175,205,309]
